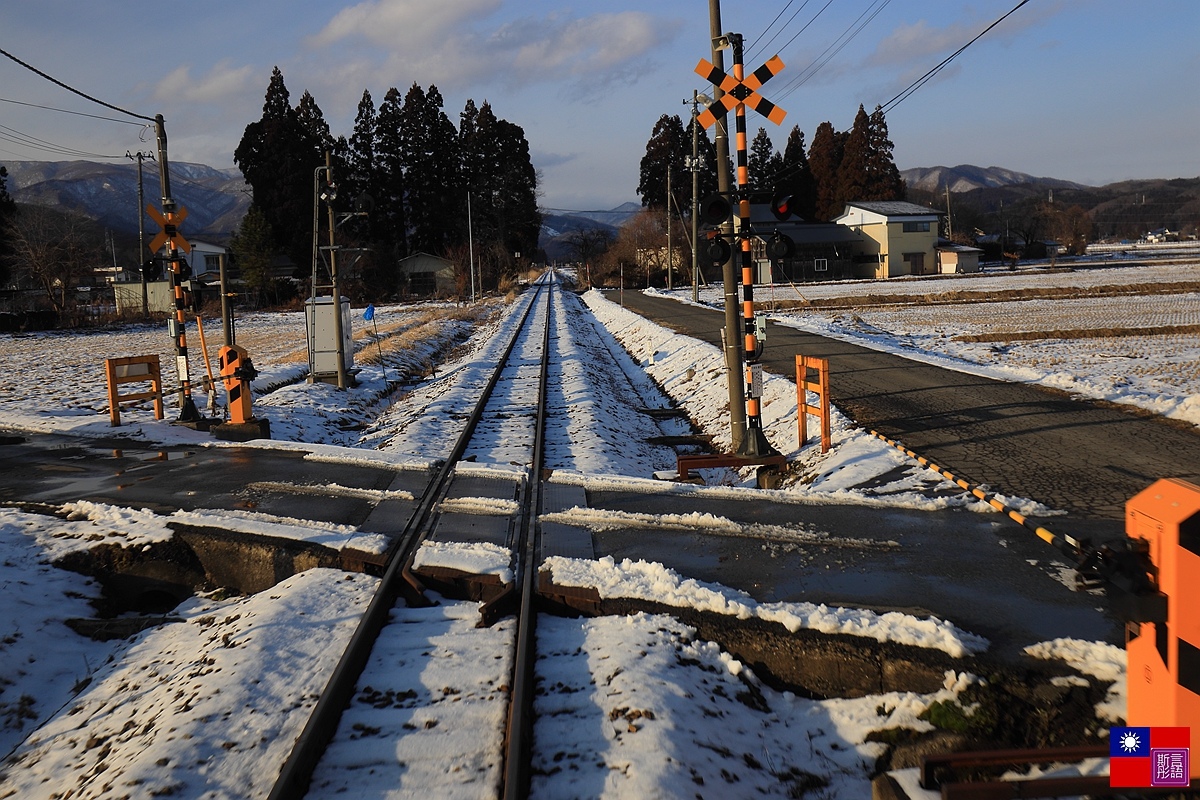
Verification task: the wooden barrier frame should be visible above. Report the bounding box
[105,355,164,426]
[795,354,831,453]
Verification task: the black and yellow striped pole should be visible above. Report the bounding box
[696,36,785,457]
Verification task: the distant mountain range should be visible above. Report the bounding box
[899,164,1088,194]
[2,160,249,243]
[4,160,1191,255]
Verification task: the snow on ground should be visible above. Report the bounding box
[0,268,1136,797]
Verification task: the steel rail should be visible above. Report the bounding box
[267,278,551,800]
[500,271,554,799]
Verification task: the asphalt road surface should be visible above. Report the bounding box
[618,290,1200,523]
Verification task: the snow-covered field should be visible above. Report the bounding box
[684,261,1200,428]
[0,266,1158,797]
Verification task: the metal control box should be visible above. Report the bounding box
[305,296,353,380]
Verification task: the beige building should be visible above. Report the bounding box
[834,201,943,279]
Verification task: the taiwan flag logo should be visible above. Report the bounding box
[1110,726,1191,788]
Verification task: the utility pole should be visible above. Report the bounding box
[687,91,704,303]
[127,150,154,317]
[945,185,953,240]
[708,0,747,449]
[467,192,476,302]
[666,164,672,291]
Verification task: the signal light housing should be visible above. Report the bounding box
[706,234,733,264]
[699,193,733,226]
[771,192,795,221]
[766,232,794,260]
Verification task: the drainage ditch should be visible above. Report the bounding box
[49,522,1112,777]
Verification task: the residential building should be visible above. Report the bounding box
[834,201,943,279]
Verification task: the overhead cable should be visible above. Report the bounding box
[879,0,1032,114]
[0,45,155,122]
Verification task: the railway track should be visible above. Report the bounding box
[269,271,557,799]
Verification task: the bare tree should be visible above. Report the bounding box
[4,206,103,314]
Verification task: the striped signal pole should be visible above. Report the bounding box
[150,115,202,423]
[696,36,785,457]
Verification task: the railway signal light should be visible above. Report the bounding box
[141,259,161,279]
[771,192,797,221]
[706,234,732,264]
[766,231,794,260]
[699,193,733,227]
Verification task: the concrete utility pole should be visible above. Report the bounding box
[708,0,747,449]
[666,164,672,291]
[127,150,153,317]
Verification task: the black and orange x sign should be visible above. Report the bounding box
[694,55,787,129]
[147,203,192,254]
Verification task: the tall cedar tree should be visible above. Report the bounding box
[490,118,541,261]
[835,105,872,214]
[460,100,501,246]
[808,120,846,221]
[781,126,817,220]
[0,166,15,284]
[345,90,398,298]
[864,105,905,201]
[235,68,323,273]
[229,204,278,306]
[398,84,461,255]
[748,128,775,192]
[374,87,409,262]
[460,100,542,282]
[638,115,719,223]
[637,115,687,211]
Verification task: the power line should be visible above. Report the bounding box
[0,45,154,122]
[879,0,1031,114]
[0,95,148,126]
[774,0,892,102]
[0,122,124,159]
[746,0,810,64]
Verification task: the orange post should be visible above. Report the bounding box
[1124,477,1200,777]
[218,344,256,425]
[104,355,164,426]
[796,355,831,453]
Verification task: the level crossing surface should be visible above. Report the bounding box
[616,290,1200,523]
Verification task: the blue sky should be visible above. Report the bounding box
[1,0,1197,211]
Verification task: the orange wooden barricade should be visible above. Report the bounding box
[104,355,164,426]
[795,355,830,453]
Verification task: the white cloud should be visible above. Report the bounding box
[309,0,502,48]
[305,2,680,95]
[154,60,257,105]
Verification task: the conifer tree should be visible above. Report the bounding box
[808,120,845,221]
[234,67,323,272]
[748,127,775,192]
[781,126,817,220]
[835,105,872,211]
[637,115,687,211]
[864,105,906,201]
[374,87,409,261]
[398,84,461,254]
[0,166,15,284]
[490,118,541,261]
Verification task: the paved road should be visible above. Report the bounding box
[618,290,1200,521]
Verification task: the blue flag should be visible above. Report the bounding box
[363,304,375,321]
